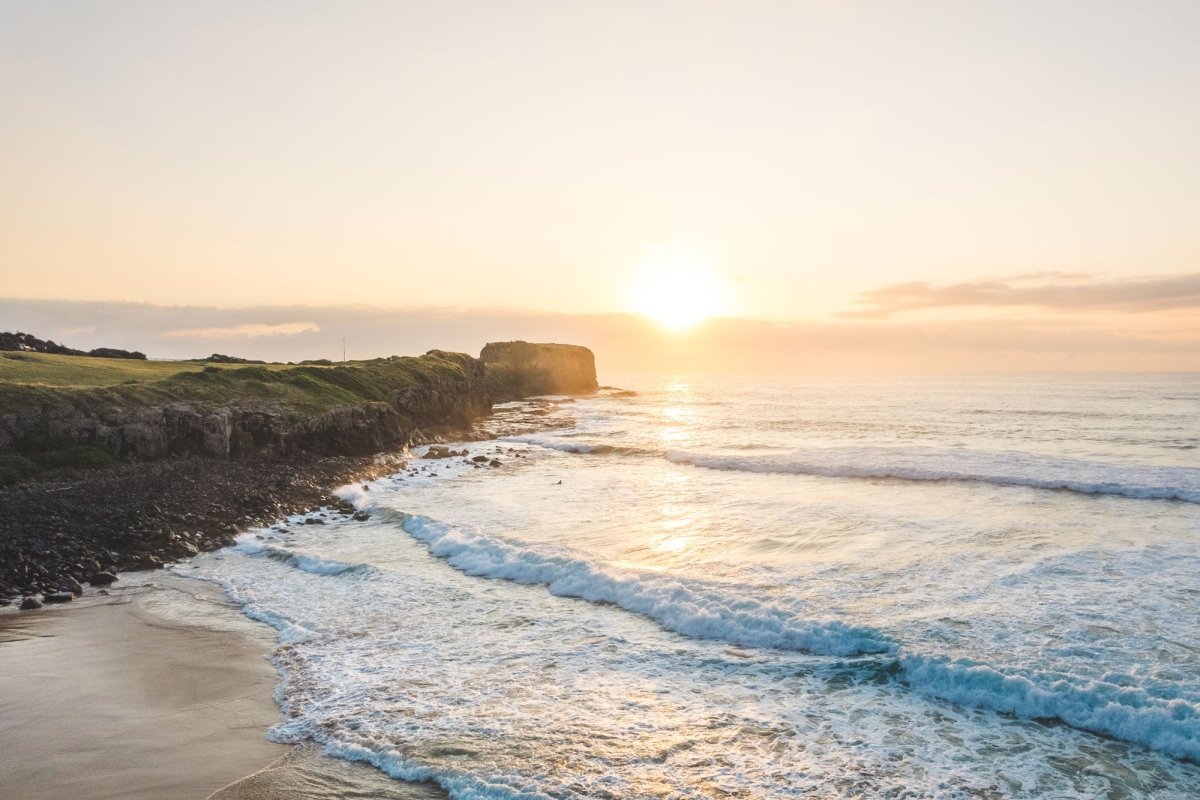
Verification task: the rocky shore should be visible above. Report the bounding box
[0,454,404,607]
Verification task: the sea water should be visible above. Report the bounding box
[176,374,1200,798]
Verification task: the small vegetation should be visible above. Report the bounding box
[0,350,476,416]
[0,351,293,387]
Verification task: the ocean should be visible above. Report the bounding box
[172,374,1200,798]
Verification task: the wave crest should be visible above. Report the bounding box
[900,655,1200,762]
[666,447,1200,504]
[399,513,894,657]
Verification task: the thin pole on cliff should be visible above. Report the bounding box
[342,338,346,364]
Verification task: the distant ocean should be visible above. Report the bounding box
[172,374,1200,798]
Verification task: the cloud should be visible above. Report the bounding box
[843,272,1200,318]
[161,322,320,339]
[0,298,1196,373]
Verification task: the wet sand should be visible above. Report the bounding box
[0,578,447,800]
[0,594,288,800]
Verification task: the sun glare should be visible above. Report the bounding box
[629,244,729,331]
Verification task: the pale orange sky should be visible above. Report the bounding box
[1,2,1198,370]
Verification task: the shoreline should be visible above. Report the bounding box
[0,452,409,603]
[0,572,450,799]
[0,584,288,799]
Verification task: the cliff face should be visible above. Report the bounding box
[0,343,595,470]
[481,341,599,397]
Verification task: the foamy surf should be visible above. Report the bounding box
[500,433,652,457]
[180,374,1200,797]
[232,535,373,577]
[666,446,1200,504]
[398,513,895,657]
[899,655,1200,763]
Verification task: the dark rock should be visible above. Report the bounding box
[88,572,117,587]
[489,459,502,467]
[19,596,43,610]
[304,517,325,525]
[43,591,74,603]
[471,455,489,463]
[352,511,370,521]
[60,576,84,595]
[171,541,200,558]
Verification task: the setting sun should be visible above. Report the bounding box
[629,245,730,330]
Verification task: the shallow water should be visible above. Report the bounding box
[176,374,1200,798]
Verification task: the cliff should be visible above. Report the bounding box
[0,342,596,480]
[481,341,599,397]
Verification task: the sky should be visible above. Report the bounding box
[1,1,1198,372]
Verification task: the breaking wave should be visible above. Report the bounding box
[397,513,895,657]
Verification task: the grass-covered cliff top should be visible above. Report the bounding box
[0,349,478,416]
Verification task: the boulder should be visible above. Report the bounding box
[19,595,43,610]
[43,591,74,603]
[88,571,117,587]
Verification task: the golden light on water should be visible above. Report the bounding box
[629,244,730,331]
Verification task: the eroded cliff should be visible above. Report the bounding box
[0,342,596,473]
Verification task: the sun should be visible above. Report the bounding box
[629,244,729,331]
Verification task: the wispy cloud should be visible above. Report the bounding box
[161,322,320,339]
[843,272,1200,318]
[1,298,1196,373]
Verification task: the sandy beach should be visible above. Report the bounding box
[0,586,287,800]
[0,575,447,800]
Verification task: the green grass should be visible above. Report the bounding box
[0,350,477,416]
[0,351,295,387]
[0,349,494,485]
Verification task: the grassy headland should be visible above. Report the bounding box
[0,349,483,484]
[0,340,596,600]
[0,350,296,387]
[0,350,468,410]
[0,342,596,486]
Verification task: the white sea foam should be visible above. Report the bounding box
[398,513,894,657]
[501,433,650,457]
[179,376,1200,795]
[391,511,1200,760]
[665,447,1200,504]
[900,655,1200,763]
[232,535,372,577]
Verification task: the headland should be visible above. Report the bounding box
[0,339,597,606]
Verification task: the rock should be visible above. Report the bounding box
[471,455,489,463]
[352,511,370,521]
[43,591,74,603]
[0,598,10,606]
[89,571,117,586]
[19,596,43,610]
[60,576,84,595]
[136,554,163,570]
[489,459,502,467]
[171,541,200,558]
[304,517,325,525]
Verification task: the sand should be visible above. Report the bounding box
[0,578,447,800]
[0,593,288,800]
